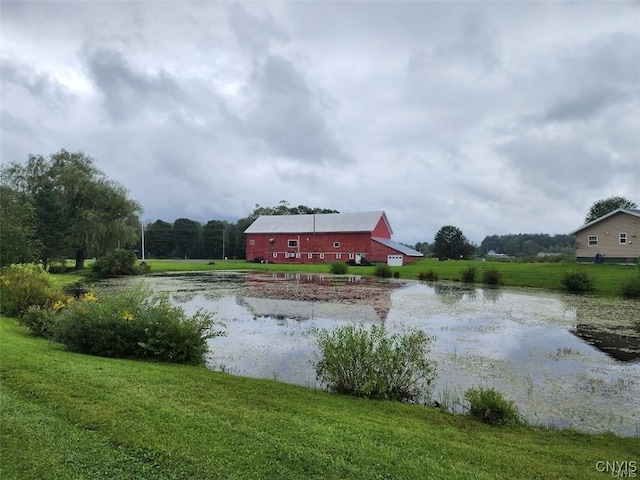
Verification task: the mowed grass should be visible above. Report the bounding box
[2,317,637,480]
[138,258,638,297]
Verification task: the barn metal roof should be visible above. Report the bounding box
[372,237,424,257]
[244,211,393,234]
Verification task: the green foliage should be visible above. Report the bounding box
[54,284,223,364]
[20,305,59,338]
[0,185,42,267]
[328,261,349,274]
[0,264,64,317]
[433,225,476,260]
[315,323,437,403]
[482,266,502,286]
[620,275,640,299]
[374,264,392,278]
[460,266,477,283]
[91,249,138,277]
[418,270,439,282]
[464,387,522,426]
[561,270,594,294]
[1,150,142,269]
[584,196,637,224]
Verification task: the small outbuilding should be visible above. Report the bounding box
[244,211,423,265]
[569,208,640,264]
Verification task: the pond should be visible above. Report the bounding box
[107,271,640,437]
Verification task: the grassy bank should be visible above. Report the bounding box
[136,258,637,297]
[1,317,637,479]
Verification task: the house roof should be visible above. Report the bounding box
[569,208,640,235]
[372,237,424,257]
[244,211,393,234]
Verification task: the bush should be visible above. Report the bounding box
[482,267,502,286]
[374,264,392,278]
[0,264,65,317]
[561,270,594,294]
[418,270,438,282]
[135,261,151,275]
[329,262,349,275]
[621,275,640,299]
[464,387,522,426]
[54,284,224,364]
[315,324,437,403]
[460,266,477,283]
[91,249,138,277]
[393,271,400,279]
[21,305,61,338]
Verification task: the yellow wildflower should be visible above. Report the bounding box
[122,312,134,321]
[53,300,66,311]
[83,291,98,302]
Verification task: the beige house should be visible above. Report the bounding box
[570,208,640,263]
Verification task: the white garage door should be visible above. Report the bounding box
[387,255,403,266]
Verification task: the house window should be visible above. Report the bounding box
[336,253,342,259]
[319,253,325,259]
[620,233,627,244]
[288,239,298,248]
[249,239,255,245]
[588,235,598,246]
[272,252,278,258]
[333,242,340,248]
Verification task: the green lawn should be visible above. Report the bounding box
[135,258,638,297]
[1,317,638,479]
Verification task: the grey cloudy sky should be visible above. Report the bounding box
[2,1,639,245]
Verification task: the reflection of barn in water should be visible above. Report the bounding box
[240,272,396,320]
[572,324,640,362]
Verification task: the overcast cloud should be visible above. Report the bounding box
[1,1,638,245]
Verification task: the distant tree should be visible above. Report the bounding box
[433,226,475,260]
[248,200,339,220]
[145,220,174,258]
[1,150,141,269]
[173,218,202,258]
[584,196,637,224]
[0,186,42,267]
[203,220,229,259]
[413,242,432,256]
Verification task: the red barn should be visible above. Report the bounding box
[244,211,423,266]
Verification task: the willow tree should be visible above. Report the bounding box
[1,150,142,269]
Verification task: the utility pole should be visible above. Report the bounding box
[141,220,145,261]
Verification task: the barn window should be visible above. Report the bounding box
[319,253,325,259]
[619,233,627,244]
[296,253,301,258]
[288,239,298,248]
[336,253,342,259]
[348,253,355,259]
[588,235,598,246]
[333,242,340,248]
[308,253,313,259]
[249,239,255,245]
[272,252,278,258]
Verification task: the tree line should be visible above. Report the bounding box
[144,201,339,259]
[2,149,635,267]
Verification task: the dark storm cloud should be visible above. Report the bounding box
[84,48,182,122]
[0,60,73,110]
[244,55,348,164]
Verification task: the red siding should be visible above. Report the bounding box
[371,217,391,238]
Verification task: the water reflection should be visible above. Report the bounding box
[572,325,640,362]
[109,272,640,437]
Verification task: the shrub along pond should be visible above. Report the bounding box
[106,271,640,437]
